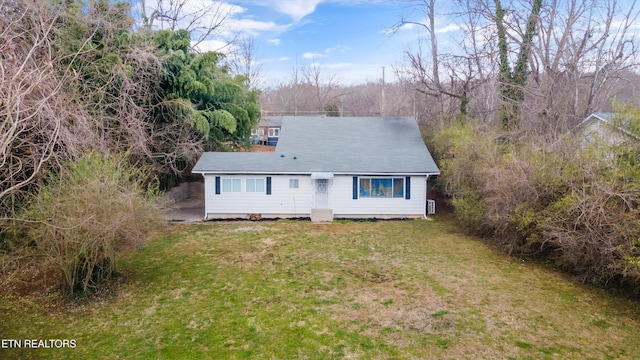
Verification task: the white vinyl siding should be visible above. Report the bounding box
[332,175,426,217]
[203,174,427,219]
[204,175,312,218]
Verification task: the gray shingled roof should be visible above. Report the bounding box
[193,116,440,175]
[257,116,284,127]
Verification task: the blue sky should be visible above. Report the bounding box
[137,0,640,88]
[191,0,434,86]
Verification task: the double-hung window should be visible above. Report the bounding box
[268,128,280,137]
[222,178,241,192]
[246,178,265,193]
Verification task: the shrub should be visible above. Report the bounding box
[538,138,640,290]
[431,121,500,235]
[12,151,164,295]
[429,111,640,293]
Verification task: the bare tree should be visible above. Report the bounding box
[514,0,640,135]
[139,0,236,50]
[395,0,493,123]
[0,0,77,212]
[262,59,346,116]
[302,60,344,112]
[228,36,263,89]
[262,60,306,116]
[394,0,445,116]
[396,0,640,135]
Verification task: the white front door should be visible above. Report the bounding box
[314,179,329,209]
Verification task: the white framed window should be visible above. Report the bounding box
[246,178,265,192]
[359,177,404,198]
[222,178,241,192]
[289,179,299,189]
[268,128,280,137]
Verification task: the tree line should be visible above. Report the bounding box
[397,0,640,132]
[260,0,639,133]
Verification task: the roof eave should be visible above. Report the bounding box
[193,170,440,176]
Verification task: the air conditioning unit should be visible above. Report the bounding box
[427,200,436,214]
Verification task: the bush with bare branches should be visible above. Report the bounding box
[9,151,164,295]
[432,116,640,293]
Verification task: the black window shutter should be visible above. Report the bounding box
[352,177,358,199]
[405,177,411,199]
[266,177,272,195]
[215,176,221,195]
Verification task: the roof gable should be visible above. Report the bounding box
[577,112,639,142]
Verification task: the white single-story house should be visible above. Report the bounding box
[192,116,440,222]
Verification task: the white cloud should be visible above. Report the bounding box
[243,0,389,22]
[382,20,460,36]
[324,45,349,54]
[193,39,235,54]
[252,0,323,21]
[268,38,282,45]
[134,0,291,41]
[222,18,289,37]
[436,24,462,34]
[302,52,326,59]
[278,57,291,61]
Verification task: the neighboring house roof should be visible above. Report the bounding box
[193,116,440,175]
[576,112,616,128]
[576,112,639,141]
[257,116,284,127]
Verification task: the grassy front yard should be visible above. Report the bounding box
[2,218,639,359]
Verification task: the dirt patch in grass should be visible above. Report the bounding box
[1,259,61,298]
[331,281,453,333]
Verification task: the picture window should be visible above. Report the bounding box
[359,177,404,198]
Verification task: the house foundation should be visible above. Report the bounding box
[311,209,333,223]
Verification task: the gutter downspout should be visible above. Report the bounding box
[423,175,430,219]
[200,173,208,221]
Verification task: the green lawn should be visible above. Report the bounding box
[2,217,640,359]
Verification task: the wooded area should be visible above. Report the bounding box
[0,0,259,293]
[0,0,260,215]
